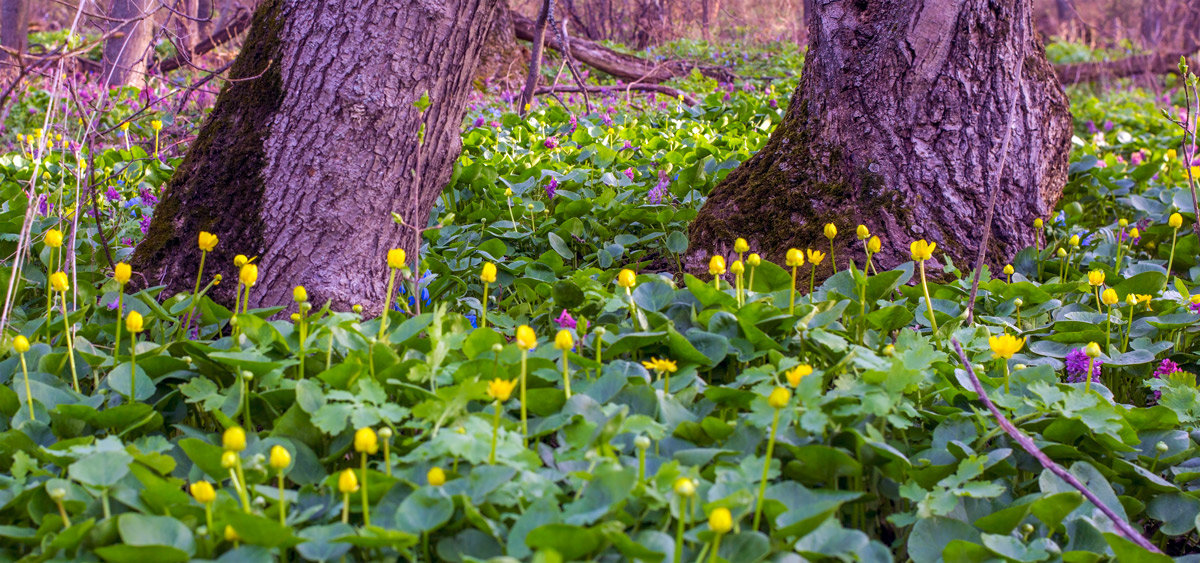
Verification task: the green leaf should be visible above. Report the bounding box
[117,513,195,555]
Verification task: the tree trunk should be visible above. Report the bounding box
[132,0,501,315]
[688,0,1072,281]
[474,2,524,86]
[102,0,156,87]
[176,0,201,60]
[519,0,551,113]
[197,0,215,39]
[1,0,29,82]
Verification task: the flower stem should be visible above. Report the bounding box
[673,497,687,563]
[19,353,33,421]
[709,533,723,563]
[60,297,79,393]
[829,240,837,273]
[231,464,251,512]
[789,265,797,314]
[1122,305,1134,353]
[1165,228,1179,291]
[918,262,940,339]
[1002,360,1010,394]
[278,471,287,526]
[562,350,572,398]
[341,492,350,524]
[481,283,489,328]
[490,400,501,464]
[752,408,781,531]
[129,335,138,401]
[520,349,528,446]
[1105,305,1113,350]
[114,291,124,357]
[379,268,398,340]
[181,251,206,339]
[360,453,370,527]
[809,264,817,294]
[1085,358,1094,394]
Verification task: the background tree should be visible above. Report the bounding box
[688,0,1072,278]
[102,0,156,87]
[1,0,29,83]
[132,0,501,314]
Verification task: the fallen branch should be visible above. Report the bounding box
[535,84,697,106]
[513,11,735,85]
[949,338,1162,554]
[1054,51,1195,84]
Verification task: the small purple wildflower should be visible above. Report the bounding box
[769,99,778,108]
[1190,301,1200,314]
[555,309,576,329]
[543,136,558,149]
[1152,359,1184,401]
[621,140,633,151]
[545,178,557,199]
[1064,348,1102,383]
[139,214,152,235]
[623,168,635,180]
[1086,120,1098,134]
[473,116,485,127]
[105,187,120,202]
[1103,120,1114,131]
[648,170,669,204]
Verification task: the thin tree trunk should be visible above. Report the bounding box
[102,0,156,87]
[1,0,30,82]
[688,0,1072,279]
[519,0,551,114]
[133,0,501,314]
[176,0,201,60]
[197,0,214,40]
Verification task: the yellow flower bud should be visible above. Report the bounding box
[269,445,291,470]
[198,231,218,252]
[1084,342,1102,358]
[13,335,30,354]
[1118,218,1128,228]
[44,229,63,248]
[823,223,837,240]
[387,248,406,269]
[734,238,749,253]
[224,525,239,543]
[867,236,881,254]
[673,477,696,497]
[554,329,574,351]
[427,467,446,487]
[1034,218,1044,229]
[125,310,144,333]
[189,481,216,504]
[1068,234,1080,247]
[708,255,726,276]
[516,325,537,350]
[151,120,162,131]
[487,378,517,402]
[785,248,804,267]
[1003,264,1014,276]
[1169,213,1183,229]
[1087,270,1105,287]
[786,364,812,387]
[617,268,636,288]
[767,387,791,409]
[1167,149,1177,161]
[354,427,379,454]
[220,450,239,468]
[481,262,497,283]
[1056,248,1067,258]
[747,253,761,267]
[338,468,359,493]
[49,271,69,293]
[1101,288,1119,306]
[730,260,744,275]
[234,254,248,268]
[709,507,733,534]
[1128,227,1140,240]
[293,286,308,303]
[856,225,870,240]
[239,264,258,288]
[114,262,131,285]
[223,426,247,452]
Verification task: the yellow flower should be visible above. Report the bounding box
[387,248,406,269]
[910,240,935,261]
[617,269,636,288]
[293,286,308,303]
[481,262,497,283]
[1056,248,1067,258]
[734,238,749,253]
[221,450,239,468]
[338,469,359,494]
[1118,218,1129,228]
[988,334,1025,360]
[1169,213,1183,229]
[785,248,804,267]
[487,378,517,402]
[823,223,837,240]
[1003,264,1014,276]
[354,427,378,455]
[239,264,258,288]
[224,525,239,543]
[709,507,733,534]
[114,262,131,285]
[1167,149,1177,161]
[269,445,291,470]
[427,467,446,487]
[786,364,812,387]
[189,481,216,504]
[1068,234,1080,247]
[856,225,870,240]
[806,248,826,265]
[1087,270,1105,287]
[673,477,696,496]
[554,329,574,351]
[1085,341,1102,358]
[223,426,247,452]
[1135,294,1152,305]
[49,271,69,293]
[709,255,726,276]
[198,231,218,252]
[125,310,144,333]
[13,335,30,354]
[730,260,744,275]
[234,254,248,268]
[1128,227,1140,241]
[747,253,761,267]
[45,229,63,248]
[151,120,162,131]
[1101,288,1118,306]
[516,325,537,350]
[867,236,881,254]
[641,357,678,373]
[767,387,791,409]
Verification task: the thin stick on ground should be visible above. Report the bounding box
[949,338,1163,554]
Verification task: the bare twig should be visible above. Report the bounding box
[518,0,552,115]
[949,338,1162,554]
[535,84,697,106]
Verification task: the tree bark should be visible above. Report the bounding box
[475,1,524,86]
[0,0,28,83]
[102,0,157,87]
[688,0,1072,280]
[519,0,551,113]
[132,0,501,314]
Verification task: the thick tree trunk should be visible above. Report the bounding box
[132,0,501,314]
[475,2,524,86]
[102,0,156,87]
[688,0,1072,280]
[1,0,29,81]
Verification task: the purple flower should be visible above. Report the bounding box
[1064,348,1102,383]
[473,116,485,127]
[139,214,152,234]
[543,136,558,149]
[621,140,633,151]
[106,187,120,202]
[555,309,576,329]
[1086,120,1098,134]
[1151,359,1184,401]
[140,189,158,207]
[648,170,670,204]
[1190,301,1200,314]
[769,99,778,108]
[545,178,557,199]
[1103,120,1114,131]
[623,168,635,180]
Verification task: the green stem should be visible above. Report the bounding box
[747,266,756,294]
[490,400,500,464]
[520,349,528,446]
[674,497,686,563]
[637,447,646,485]
[341,492,350,524]
[481,283,489,328]
[829,240,837,273]
[1085,358,1094,394]
[383,438,391,477]
[278,471,287,526]
[789,265,797,315]
[379,268,398,339]
[1105,305,1113,350]
[242,375,251,429]
[232,464,251,512]
[361,453,370,526]
[60,297,79,393]
[809,264,816,294]
[182,251,206,339]
[709,533,723,563]
[129,337,137,401]
[1122,305,1134,353]
[752,408,781,531]
[19,354,32,421]
[1002,359,1010,394]
[562,350,572,398]
[1165,228,1178,290]
[918,262,939,339]
[114,291,123,359]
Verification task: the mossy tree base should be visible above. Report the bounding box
[688,0,1072,285]
[133,0,502,315]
